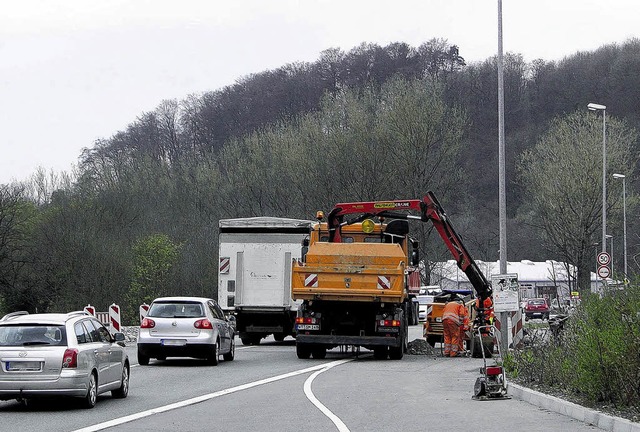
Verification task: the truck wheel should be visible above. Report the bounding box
[389,345,404,360]
[426,336,438,347]
[373,346,388,360]
[296,343,311,359]
[274,333,286,342]
[311,346,326,359]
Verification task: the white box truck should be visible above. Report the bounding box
[217,217,313,345]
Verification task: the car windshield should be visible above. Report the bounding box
[0,325,66,347]
[148,302,204,318]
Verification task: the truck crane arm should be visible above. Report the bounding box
[418,191,493,302]
[326,192,493,302]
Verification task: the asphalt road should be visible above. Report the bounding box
[0,325,599,432]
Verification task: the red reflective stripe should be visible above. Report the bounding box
[305,274,318,287]
[377,276,390,290]
[219,257,230,274]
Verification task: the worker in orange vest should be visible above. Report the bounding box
[475,296,494,325]
[442,297,470,357]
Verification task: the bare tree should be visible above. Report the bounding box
[518,111,637,294]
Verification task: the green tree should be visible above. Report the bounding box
[125,234,182,324]
[517,111,637,293]
[0,184,41,313]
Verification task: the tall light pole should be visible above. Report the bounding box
[588,103,607,256]
[613,173,628,277]
[497,0,509,352]
[498,0,507,275]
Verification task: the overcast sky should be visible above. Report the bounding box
[1,0,638,185]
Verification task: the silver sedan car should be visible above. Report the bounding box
[137,297,235,366]
[0,311,130,408]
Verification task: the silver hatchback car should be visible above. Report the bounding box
[137,296,235,366]
[0,311,130,408]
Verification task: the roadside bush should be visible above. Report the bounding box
[511,281,640,412]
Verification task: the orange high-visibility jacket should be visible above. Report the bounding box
[442,301,469,330]
[476,297,495,319]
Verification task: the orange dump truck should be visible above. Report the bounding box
[291,192,493,360]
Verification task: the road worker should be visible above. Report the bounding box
[475,296,494,325]
[442,297,470,357]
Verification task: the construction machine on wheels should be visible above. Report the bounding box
[291,191,493,360]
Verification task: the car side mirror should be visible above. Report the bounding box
[113,332,126,347]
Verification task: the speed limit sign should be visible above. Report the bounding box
[597,252,611,266]
[597,265,611,279]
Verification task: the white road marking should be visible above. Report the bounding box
[303,359,353,432]
[72,359,350,432]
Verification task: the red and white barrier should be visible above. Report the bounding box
[83,304,96,316]
[83,303,122,335]
[139,303,150,323]
[494,310,524,349]
[109,303,121,333]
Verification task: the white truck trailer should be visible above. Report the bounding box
[217,217,313,345]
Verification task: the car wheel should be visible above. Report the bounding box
[112,363,130,399]
[82,372,98,409]
[241,337,252,346]
[223,338,235,361]
[207,341,219,366]
[137,348,150,366]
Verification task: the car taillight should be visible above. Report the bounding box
[62,348,78,368]
[194,319,213,329]
[140,318,156,328]
[295,317,317,324]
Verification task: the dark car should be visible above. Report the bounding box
[524,298,550,320]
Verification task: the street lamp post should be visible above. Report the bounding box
[587,103,607,256]
[613,173,628,277]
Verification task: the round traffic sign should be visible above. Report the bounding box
[597,252,611,265]
[597,265,610,279]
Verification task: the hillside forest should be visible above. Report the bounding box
[0,38,639,323]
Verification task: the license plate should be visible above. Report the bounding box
[7,361,42,371]
[297,324,319,330]
[161,339,187,346]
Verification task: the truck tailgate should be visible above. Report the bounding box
[292,242,407,302]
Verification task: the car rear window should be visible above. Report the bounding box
[528,299,546,305]
[148,302,204,318]
[0,325,67,347]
